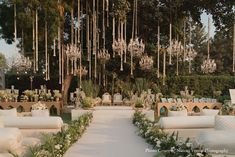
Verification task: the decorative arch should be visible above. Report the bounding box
[50,105,57,115]
[17,105,25,113]
[160,106,168,116]
[192,106,200,113]
[203,106,209,109]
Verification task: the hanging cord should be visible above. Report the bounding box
[106,0,109,27]
[135,0,138,38]
[35,9,39,71]
[207,17,210,59]
[14,3,17,41]
[32,10,36,73]
[157,21,160,78]
[103,0,105,48]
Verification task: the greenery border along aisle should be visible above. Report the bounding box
[133,111,211,157]
[29,113,93,157]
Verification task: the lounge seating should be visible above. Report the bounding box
[196,116,235,155]
[0,117,41,156]
[158,115,215,139]
[2,116,63,129]
[0,127,22,154]
[113,93,123,105]
[0,108,63,138]
[102,93,112,106]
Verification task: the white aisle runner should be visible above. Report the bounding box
[64,107,155,157]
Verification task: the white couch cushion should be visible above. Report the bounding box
[196,131,235,154]
[168,110,187,117]
[215,116,235,130]
[0,117,3,128]
[0,108,17,117]
[0,128,22,153]
[143,110,155,122]
[159,116,215,129]
[31,109,49,117]
[200,109,219,116]
[2,117,63,129]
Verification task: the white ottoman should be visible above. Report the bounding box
[0,128,22,153]
[196,131,235,154]
[71,109,92,121]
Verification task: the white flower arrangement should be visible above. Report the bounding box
[170,102,187,111]
[31,101,48,110]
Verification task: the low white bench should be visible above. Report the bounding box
[196,116,235,155]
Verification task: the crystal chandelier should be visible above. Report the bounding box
[98,48,110,63]
[185,48,197,62]
[112,39,126,55]
[201,58,216,74]
[167,40,184,57]
[128,38,145,57]
[139,54,153,71]
[65,44,81,60]
[76,66,88,76]
[13,54,32,73]
[201,17,216,74]
[65,44,81,74]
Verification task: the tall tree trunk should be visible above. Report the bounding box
[62,74,73,106]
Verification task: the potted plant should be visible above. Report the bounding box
[53,90,62,102]
[81,97,93,109]
[134,98,144,109]
[31,101,49,117]
[168,103,188,116]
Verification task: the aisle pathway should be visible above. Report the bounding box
[64,106,155,157]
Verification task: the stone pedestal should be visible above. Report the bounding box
[71,109,92,121]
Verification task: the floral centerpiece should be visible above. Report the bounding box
[222,100,235,115]
[23,90,35,102]
[169,103,187,116]
[31,101,49,117]
[170,102,187,111]
[32,101,48,110]
[53,90,62,101]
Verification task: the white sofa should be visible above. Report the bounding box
[196,116,235,155]
[0,108,63,137]
[2,116,63,129]
[158,115,216,138]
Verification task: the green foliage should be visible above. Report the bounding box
[133,111,212,157]
[81,80,100,98]
[161,75,235,100]
[112,0,130,21]
[134,98,143,108]
[0,53,7,69]
[81,97,93,109]
[30,113,93,157]
[134,78,150,96]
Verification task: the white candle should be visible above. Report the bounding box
[70,93,74,99]
[11,85,14,90]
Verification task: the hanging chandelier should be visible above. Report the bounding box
[128,38,145,57]
[201,58,216,74]
[65,44,81,75]
[112,39,126,55]
[98,48,110,63]
[201,17,216,74]
[167,40,184,57]
[76,66,88,76]
[13,54,32,73]
[65,44,81,60]
[139,54,153,71]
[185,48,197,62]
